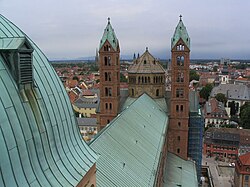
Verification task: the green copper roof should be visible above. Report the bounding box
[164,152,198,187]
[171,16,190,49]
[99,18,119,51]
[0,15,97,187]
[90,93,168,187]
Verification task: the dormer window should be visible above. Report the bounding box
[0,37,34,89]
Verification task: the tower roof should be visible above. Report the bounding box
[99,18,119,51]
[171,15,190,49]
[128,48,165,74]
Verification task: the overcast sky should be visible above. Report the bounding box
[1,0,250,60]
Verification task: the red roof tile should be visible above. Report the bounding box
[239,152,250,166]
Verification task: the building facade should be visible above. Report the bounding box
[203,128,250,161]
[97,18,120,130]
[128,48,165,98]
[168,16,190,160]
[234,152,250,187]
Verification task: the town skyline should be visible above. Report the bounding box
[1,0,250,60]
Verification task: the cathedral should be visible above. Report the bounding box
[0,14,202,187]
[96,16,203,185]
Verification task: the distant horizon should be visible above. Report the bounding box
[2,1,250,60]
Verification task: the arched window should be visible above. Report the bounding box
[142,76,144,83]
[177,72,184,82]
[176,88,184,98]
[109,103,112,110]
[105,103,108,109]
[104,56,108,66]
[177,56,184,66]
[105,87,108,96]
[156,89,159,97]
[108,88,112,96]
[105,72,108,81]
[180,105,184,112]
[148,77,150,83]
[131,88,134,96]
[108,56,111,66]
[177,148,180,154]
[178,136,180,141]
[138,76,141,83]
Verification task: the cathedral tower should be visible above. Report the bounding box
[97,18,120,130]
[168,16,190,160]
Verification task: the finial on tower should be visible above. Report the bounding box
[179,15,182,21]
[146,47,148,51]
[108,17,110,24]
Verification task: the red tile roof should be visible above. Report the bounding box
[239,152,250,166]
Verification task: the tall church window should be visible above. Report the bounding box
[105,103,108,110]
[176,105,179,112]
[156,89,159,97]
[180,105,184,112]
[104,72,111,81]
[109,103,112,110]
[177,148,180,154]
[108,56,111,66]
[108,88,112,96]
[176,88,184,98]
[105,87,108,96]
[177,72,184,82]
[104,57,108,66]
[131,88,134,96]
[177,56,184,66]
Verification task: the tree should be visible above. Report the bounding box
[72,76,79,81]
[199,83,213,101]
[240,102,250,129]
[189,69,200,82]
[120,73,127,82]
[215,93,227,106]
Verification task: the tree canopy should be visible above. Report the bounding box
[189,69,200,82]
[199,83,213,101]
[215,93,227,105]
[240,102,250,129]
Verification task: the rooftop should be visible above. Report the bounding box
[0,14,97,186]
[90,93,168,186]
[128,48,165,74]
[239,152,250,166]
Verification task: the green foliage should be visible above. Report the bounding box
[199,83,213,101]
[213,66,218,72]
[72,76,79,81]
[240,102,250,129]
[120,73,127,82]
[90,64,99,72]
[215,93,227,105]
[189,69,200,82]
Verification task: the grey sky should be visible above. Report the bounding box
[1,0,250,59]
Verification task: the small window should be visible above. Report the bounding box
[105,103,108,109]
[177,148,180,154]
[177,136,180,141]
[107,119,110,124]
[109,103,112,110]
[131,88,134,96]
[156,89,159,97]
[144,60,146,64]
[178,122,181,127]
[176,88,184,98]
[176,105,179,112]
[180,105,184,112]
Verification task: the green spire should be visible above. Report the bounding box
[99,17,119,51]
[171,15,190,49]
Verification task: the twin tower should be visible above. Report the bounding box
[97,16,190,160]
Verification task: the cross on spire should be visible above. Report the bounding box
[108,17,110,24]
[179,15,182,21]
